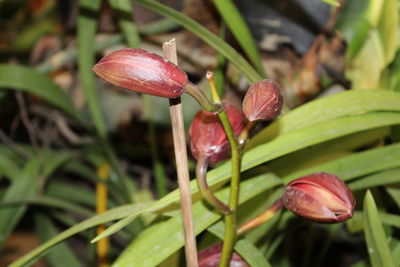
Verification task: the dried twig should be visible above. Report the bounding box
[163,39,199,267]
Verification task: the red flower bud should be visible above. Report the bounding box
[189,102,245,165]
[199,243,249,267]
[92,48,188,98]
[242,79,283,121]
[282,172,355,223]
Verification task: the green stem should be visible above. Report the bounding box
[196,154,231,215]
[184,82,222,112]
[216,111,241,267]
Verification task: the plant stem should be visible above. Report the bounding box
[206,73,241,266]
[163,39,199,267]
[184,82,222,112]
[195,154,231,215]
[237,198,283,235]
[96,163,110,267]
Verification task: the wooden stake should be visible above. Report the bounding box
[163,39,199,267]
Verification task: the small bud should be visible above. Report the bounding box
[242,79,283,121]
[93,48,188,98]
[282,172,355,223]
[189,102,245,165]
[198,243,249,267]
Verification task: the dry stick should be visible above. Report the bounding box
[163,39,199,267]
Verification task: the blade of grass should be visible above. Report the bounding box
[133,0,263,83]
[213,0,266,77]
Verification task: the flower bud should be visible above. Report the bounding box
[189,102,245,165]
[92,48,188,98]
[282,172,355,223]
[199,243,249,267]
[242,79,283,121]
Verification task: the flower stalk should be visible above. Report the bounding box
[206,72,241,267]
[195,154,231,214]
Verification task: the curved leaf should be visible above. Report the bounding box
[9,202,154,267]
[133,0,263,83]
[213,0,266,77]
[0,65,83,123]
[248,90,400,149]
[112,174,281,266]
[349,168,400,191]
[283,143,400,183]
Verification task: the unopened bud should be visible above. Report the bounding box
[93,48,188,98]
[199,243,249,267]
[282,172,355,223]
[242,79,283,121]
[189,102,245,165]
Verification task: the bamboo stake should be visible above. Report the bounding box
[163,39,199,267]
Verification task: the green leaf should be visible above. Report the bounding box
[133,0,263,83]
[363,190,396,267]
[108,0,140,48]
[35,213,82,267]
[9,202,154,267]
[284,143,400,183]
[1,196,93,217]
[0,159,41,249]
[377,0,398,64]
[0,64,83,123]
[78,0,106,138]
[207,222,272,267]
[213,0,266,77]
[386,187,400,208]
[247,90,400,149]
[112,173,281,266]
[349,168,400,191]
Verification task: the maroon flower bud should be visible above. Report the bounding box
[282,172,355,223]
[92,48,188,98]
[242,79,283,121]
[189,102,245,165]
[199,243,249,267]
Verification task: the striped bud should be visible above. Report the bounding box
[282,172,355,223]
[242,79,283,121]
[93,48,188,98]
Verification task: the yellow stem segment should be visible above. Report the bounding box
[96,163,110,267]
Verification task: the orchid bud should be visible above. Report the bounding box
[282,172,355,223]
[242,79,283,121]
[189,102,245,165]
[92,48,188,98]
[199,243,249,267]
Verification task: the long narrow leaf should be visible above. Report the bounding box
[248,90,400,149]
[112,173,281,266]
[0,65,83,124]
[213,0,266,76]
[35,213,82,267]
[284,143,400,183]
[349,168,400,191]
[363,190,396,267]
[133,0,263,83]
[78,0,106,138]
[207,222,272,267]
